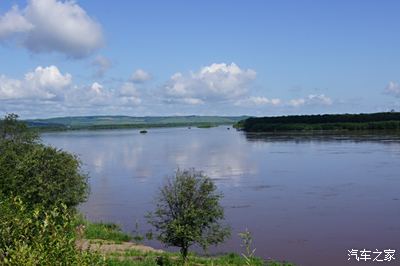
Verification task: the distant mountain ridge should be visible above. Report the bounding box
[26,115,249,131]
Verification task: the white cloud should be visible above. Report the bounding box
[288,94,333,107]
[119,82,142,105]
[0,0,103,57]
[92,55,112,77]
[235,96,281,107]
[0,6,33,38]
[288,98,305,107]
[181,97,204,105]
[65,81,142,107]
[164,63,256,104]
[120,82,138,97]
[131,69,152,83]
[90,82,103,95]
[0,65,71,100]
[0,62,338,117]
[61,81,109,107]
[384,81,400,98]
[0,65,142,117]
[25,65,72,90]
[0,76,23,100]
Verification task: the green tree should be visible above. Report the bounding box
[0,113,38,144]
[0,114,88,210]
[8,145,88,208]
[147,169,230,262]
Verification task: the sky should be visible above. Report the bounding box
[0,0,400,119]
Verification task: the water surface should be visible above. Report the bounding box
[42,127,400,266]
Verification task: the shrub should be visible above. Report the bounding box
[0,196,105,265]
[0,114,88,210]
[147,169,231,261]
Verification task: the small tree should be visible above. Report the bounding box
[147,169,230,261]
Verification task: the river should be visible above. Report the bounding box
[42,127,400,266]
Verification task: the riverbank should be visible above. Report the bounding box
[80,219,293,266]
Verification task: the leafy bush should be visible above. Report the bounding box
[0,114,88,210]
[147,169,231,261]
[0,114,96,264]
[0,196,105,265]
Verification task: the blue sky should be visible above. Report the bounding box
[1,0,400,118]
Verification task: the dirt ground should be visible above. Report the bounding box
[76,239,163,255]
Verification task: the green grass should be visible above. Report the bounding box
[74,216,294,265]
[83,221,132,243]
[105,249,294,266]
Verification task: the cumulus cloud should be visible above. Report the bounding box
[234,94,334,109]
[0,62,337,117]
[288,94,333,107]
[92,55,112,77]
[384,81,400,98]
[64,81,142,107]
[181,98,204,105]
[0,0,103,57]
[164,63,256,104]
[1,65,142,118]
[0,65,71,100]
[119,82,141,105]
[131,69,152,83]
[0,6,33,38]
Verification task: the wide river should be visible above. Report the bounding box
[42,127,400,266]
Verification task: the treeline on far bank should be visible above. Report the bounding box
[236,112,400,132]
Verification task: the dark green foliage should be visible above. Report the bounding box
[1,145,88,209]
[0,196,104,265]
[0,114,100,264]
[0,114,88,210]
[0,113,38,144]
[147,169,231,261]
[239,112,400,132]
[196,124,217,128]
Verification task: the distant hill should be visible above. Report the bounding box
[236,112,400,132]
[26,115,249,131]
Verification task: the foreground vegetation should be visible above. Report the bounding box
[0,114,103,265]
[78,221,293,266]
[0,114,293,265]
[236,112,400,132]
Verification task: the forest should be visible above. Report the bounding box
[237,112,400,132]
